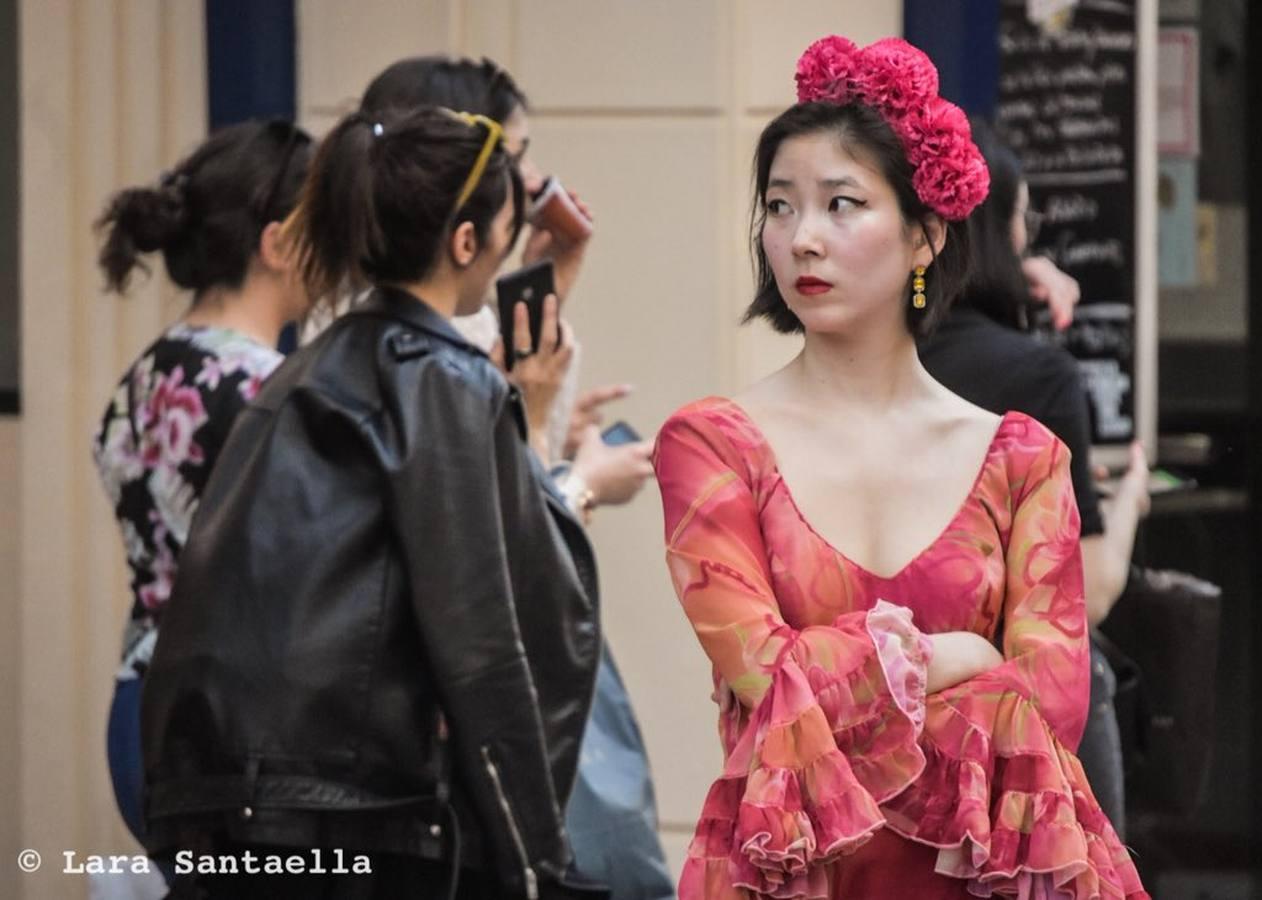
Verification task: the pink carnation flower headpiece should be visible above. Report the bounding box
[795,35,989,221]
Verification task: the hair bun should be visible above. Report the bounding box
[96,183,189,291]
[122,183,188,252]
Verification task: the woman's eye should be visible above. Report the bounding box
[766,198,790,215]
[829,195,862,212]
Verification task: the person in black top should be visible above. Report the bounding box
[93,121,313,868]
[918,118,1150,836]
[920,306,1104,536]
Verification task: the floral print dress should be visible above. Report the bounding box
[653,398,1147,899]
[94,324,282,679]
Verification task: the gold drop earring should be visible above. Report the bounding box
[912,265,927,309]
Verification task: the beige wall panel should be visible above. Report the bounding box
[527,117,726,825]
[0,420,21,900]
[297,0,454,133]
[461,0,514,64]
[743,0,903,111]
[20,2,91,894]
[526,118,726,417]
[515,0,724,110]
[739,304,804,385]
[81,0,130,859]
[19,1,209,895]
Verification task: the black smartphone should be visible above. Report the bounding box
[496,259,556,369]
[601,420,642,446]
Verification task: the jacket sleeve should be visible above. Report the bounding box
[654,406,932,897]
[381,354,568,895]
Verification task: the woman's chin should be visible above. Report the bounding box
[789,304,855,335]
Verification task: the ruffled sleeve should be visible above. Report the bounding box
[880,423,1148,899]
[654,404,932,898]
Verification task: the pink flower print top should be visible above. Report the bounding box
[93,324,282,675]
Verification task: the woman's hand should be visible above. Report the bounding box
[1083,442,1150,626]
[569,424,654,508]
[562,383,635,460]
[925,631,1005,694]
[1114,440,1152,518]
[522,189,593,303]
[1022,255,1080,331]
[504,293,573,463]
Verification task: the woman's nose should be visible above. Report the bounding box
[791,217,824,257]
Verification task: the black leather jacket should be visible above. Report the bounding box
[142,288,601,896]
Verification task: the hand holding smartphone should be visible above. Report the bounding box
[600,421,642,446]
[496,260,556,369]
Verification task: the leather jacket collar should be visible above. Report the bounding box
[349,285,486,358]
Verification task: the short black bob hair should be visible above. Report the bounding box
[743,102,972,339]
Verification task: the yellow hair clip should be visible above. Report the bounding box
[442,110,505,212]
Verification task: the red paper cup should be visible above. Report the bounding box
[527,177,593,244]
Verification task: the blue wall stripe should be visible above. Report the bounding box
[206,0,296,130]
[205,0,299,351]
[904,0,1000,118]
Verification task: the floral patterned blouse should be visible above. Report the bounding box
[93,324,282,678]
[653,398,1147,899]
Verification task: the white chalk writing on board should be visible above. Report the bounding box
[1001,0,1137,445]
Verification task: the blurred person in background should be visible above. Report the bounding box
[918,117,1151,836]
[359,56,655,510]
[92,119,313,860]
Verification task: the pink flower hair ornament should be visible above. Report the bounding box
[795,35,989,221]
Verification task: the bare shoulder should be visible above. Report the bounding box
[731,368,807,427]
[731,371,781,411]
[922,384,1002,439]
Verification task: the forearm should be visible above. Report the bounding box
[925,631,1003,694]
[527,424,551,467]
[1083,481,1144,626]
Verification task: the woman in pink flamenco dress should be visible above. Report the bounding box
[652,36,1148,900]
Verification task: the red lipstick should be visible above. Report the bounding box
[794,276,833,295]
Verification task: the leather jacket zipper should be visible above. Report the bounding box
[435,712,451,803]
[480,745,538,900]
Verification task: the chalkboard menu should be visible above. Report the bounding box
[996,0,1137,444]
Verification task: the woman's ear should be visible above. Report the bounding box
[449,220,479,268]
[913,214,948,269]
[258,220,294,272]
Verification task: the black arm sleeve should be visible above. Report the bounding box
[1029,353,1104,537]
[381,356,568,891]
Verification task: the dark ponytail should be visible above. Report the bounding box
[289,106,524,307]
[95,119,313,296]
